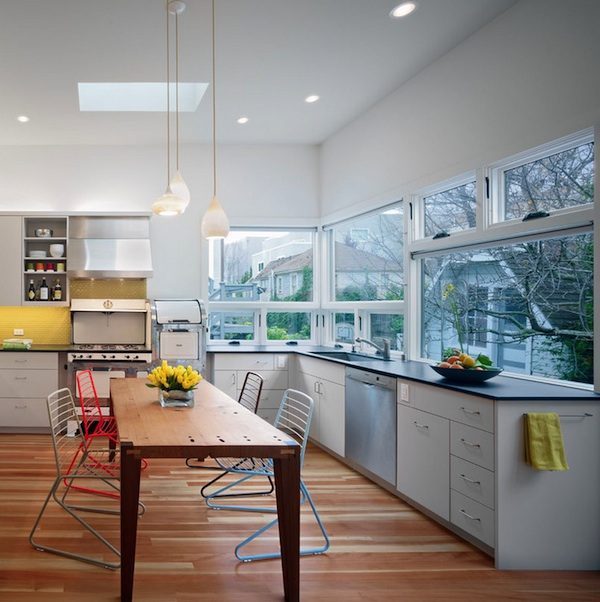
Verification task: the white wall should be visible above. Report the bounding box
[320,0,600,218]
[0,143,319,299]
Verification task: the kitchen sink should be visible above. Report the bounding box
[308,351,387,362]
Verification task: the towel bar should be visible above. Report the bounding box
[522,412,593,418]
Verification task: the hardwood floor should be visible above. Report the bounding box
[1,434,598,601]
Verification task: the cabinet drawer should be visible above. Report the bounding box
[296,355,345,385]
[451,455,495,509]
[412,381,494,433]
[451,490,495,548]
[256,389,285,410]
[0,352,57,370]
[0,398,49,427]
[0,370,58,399]
[239,370,288,391]
[213,353,274,371]
[450,422,495,471]
[397,404,450,520]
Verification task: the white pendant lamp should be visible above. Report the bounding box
[168,1,190,209]
[152,0,186,216]
[201,0,229,239]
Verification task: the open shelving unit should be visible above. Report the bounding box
[23,217,68,305]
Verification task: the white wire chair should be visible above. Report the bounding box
[202,388,330,562]
[29,388,137,569]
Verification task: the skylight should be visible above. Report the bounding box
[78,82,208,112]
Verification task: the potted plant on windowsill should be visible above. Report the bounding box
[147,360,202,408]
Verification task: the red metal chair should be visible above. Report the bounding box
[76,369,147,470]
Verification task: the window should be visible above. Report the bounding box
[498,139,594,222]
[208,229,315,302]
[209,311,255,341]
[266,312,312,341]
[369,313,404,352]
[423,180,476,237]
[329,203,404,301]
[421,232,593,384]
[334,312,355,344]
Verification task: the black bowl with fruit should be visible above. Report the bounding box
[431,350,503,383]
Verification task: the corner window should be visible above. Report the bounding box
[328,203,404,301]
[208,229,315,303]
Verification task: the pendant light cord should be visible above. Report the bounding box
[166,0,171,188]
[175,9,180,171]
[212,0,217,199]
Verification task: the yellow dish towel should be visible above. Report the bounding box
[524,413,569,471]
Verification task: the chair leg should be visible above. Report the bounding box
[186,457,224,470]
[29,477,121,570]
[201,469,274,502]
[234,479,330,562]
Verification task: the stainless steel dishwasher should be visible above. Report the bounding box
[345,367,396,486]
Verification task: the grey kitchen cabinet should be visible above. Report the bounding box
[211,353,289,423]
[294,355,345,456]
[0,352,58,432]
[0,216,23,306]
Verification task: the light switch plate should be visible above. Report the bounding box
[13,328,24,336]
[400,383,409,402]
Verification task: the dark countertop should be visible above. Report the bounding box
[1,344,73,352]
[207,345,600,402]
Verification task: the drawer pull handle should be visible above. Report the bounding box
[15,359,28,363]
[460,406,481,416]
[460,438,481,448]
[14,376,28,381]
[413,421,429,429]
[15,404,27,409]
[459,473,481,485]
[459,509,481,522]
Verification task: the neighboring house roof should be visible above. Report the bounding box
[251,242,400,281]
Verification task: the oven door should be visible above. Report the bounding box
[159,331,199,360]
[73,367,126,399]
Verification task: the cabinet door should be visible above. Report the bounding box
[318,379,345,456]
[0,216,22,306]
[212,370,237,398]
[397,404,450,520]
[295,372,320,442]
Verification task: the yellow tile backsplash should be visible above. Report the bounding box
[0,307,71,344]
[69,279,147,299]
[0,280,148,345]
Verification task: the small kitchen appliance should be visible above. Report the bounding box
[151,299,207,376]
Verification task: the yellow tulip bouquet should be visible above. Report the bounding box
[147,360,202,392]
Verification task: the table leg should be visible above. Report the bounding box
[120,442,141,602]
[273,453,300,602]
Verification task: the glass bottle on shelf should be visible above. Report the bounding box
[27,280,36,301]
[39,278,49,301]
[52,279,62,301]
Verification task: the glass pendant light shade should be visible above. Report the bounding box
[169,170,190,209]
[152,187,186,216]
[201,195,230,238]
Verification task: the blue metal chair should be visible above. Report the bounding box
[202,388,330,562]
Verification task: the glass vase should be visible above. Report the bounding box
[159,389,195,408]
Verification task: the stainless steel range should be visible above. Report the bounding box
[68,299,153,399]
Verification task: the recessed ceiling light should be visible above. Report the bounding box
[305,95,320,104]
[237,116,249,124]
[390,2,417,19]
[17,115,30,123]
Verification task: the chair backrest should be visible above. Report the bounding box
[76,369,102,432]
[46,388,85,474]
[237,371,264,414]
[273,389,314,466]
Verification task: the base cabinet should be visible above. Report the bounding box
[397,404,449,520]
[211,353,288,424]
[295,356,345,457]
[0,352,58,431]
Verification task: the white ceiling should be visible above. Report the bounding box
[0,0,516,146]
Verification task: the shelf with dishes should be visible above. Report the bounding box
[22,216,68,305]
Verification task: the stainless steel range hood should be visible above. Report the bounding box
[68,216,153,278]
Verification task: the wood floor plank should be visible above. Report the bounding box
[1,434,599,600]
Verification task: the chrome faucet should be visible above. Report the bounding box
[355,337,391,360]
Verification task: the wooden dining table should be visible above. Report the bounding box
[110,377,301,602]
